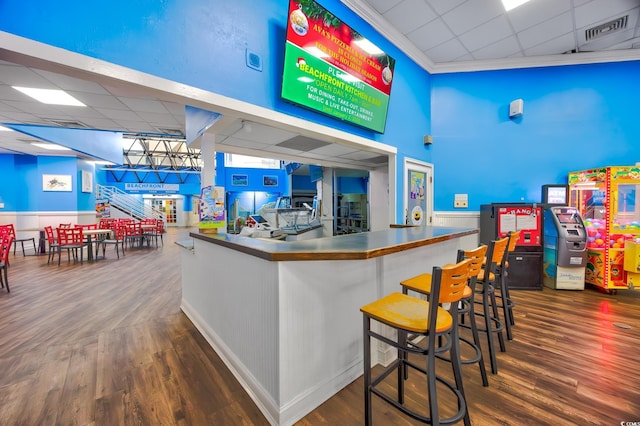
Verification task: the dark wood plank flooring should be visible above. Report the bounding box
[0,228,639,425]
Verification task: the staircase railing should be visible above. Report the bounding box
[96,184,166,223]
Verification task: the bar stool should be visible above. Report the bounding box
[494,231,520,341]
[361,258,471,425]
[474,236,509,374]
[400,245,489,387]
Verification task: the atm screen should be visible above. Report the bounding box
[556,213,579,224]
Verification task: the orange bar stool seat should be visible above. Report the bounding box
[361,258,471,425]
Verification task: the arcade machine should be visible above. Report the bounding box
[480,203,543,290]
[542,206,587,290]
[568,166,640,292]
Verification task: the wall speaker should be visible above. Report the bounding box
[509,99,524,118]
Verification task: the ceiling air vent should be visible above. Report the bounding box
[585,15,628,42]
[157,127,185,136]
[47,119,88,128]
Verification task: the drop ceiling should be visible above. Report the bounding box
[1,0,639,166]
[344,0,640,71]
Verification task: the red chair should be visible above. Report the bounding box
[98,218,117,232]
[155,220,165,246]
[56,227,85,265]
[44,226,59,264]
[1,224,36,256]
[124,222,144,248]
[98,225,126,259]
[0,234,14,292]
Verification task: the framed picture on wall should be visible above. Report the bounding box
[231,174,248,186]
[82,170,93,193]
[42,174,72,192]
[263,175,278,186]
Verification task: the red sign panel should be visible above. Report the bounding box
[496,206,542,246]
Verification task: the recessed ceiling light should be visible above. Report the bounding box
[12,86,86,106]
[31,142,72,151]
[502,0,533,12]
[0,125,13,131]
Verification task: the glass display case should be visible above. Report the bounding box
[568,166,640,292]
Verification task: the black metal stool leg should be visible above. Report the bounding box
[363,316,372,426]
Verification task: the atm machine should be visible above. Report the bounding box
[542,206,588,290]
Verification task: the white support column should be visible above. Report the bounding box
[200,133,216,190]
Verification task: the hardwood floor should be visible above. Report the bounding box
[1,228,639,425]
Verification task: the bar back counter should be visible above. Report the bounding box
[180,226,478,425]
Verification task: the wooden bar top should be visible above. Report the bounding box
[190,226,478,261]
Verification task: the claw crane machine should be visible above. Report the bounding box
[568,166,640,293]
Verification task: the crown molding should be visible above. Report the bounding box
[431,49,640,74]
[339,0,436,72]
[340,0,640,75]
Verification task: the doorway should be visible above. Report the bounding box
[403,158,433,226]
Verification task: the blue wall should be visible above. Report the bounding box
[0,0,432,219]
[431,61,640,210]
[2,2,640,215]
[0,155,18,210]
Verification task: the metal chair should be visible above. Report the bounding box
[0,234,14,292]
[400,244,490,387]
[361,258,472,425]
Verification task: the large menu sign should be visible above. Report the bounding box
[281,0,395,133]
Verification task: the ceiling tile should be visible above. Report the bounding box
[364,0,403,15]
[441,0,504,36]
[95,107,140,120]
[231,121,298,144]
[517,12,573,50]
[407,18,455,51]
[425,37,469,62]
[426,0,468,15]
[383,0,438,35]
[217,136,269,150]
[135,111,180,125]
[0,64,54,87]
[507,0,571,32]
[524,32,576,56]
[575,0,640,28]
[471,35,522,60]
[338,150,382,160]
[306,143,359,156]
[276,135,331,152]
[117,97,169,113]
[72,92,129,109]
[33,69,112,95]
[78,117,121,130]
[458,15,512,52]
[113,120,157,133]
[0,84,31,102]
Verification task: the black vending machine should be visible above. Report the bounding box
[480,203,543,290]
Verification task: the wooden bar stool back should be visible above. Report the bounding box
[361,258,471,425]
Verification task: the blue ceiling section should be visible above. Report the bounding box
[185,105,222,146]
[5,124,125,164]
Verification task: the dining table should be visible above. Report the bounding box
[82,229,113,261]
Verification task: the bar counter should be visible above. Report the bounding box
[181,226,478,425]
[190,225,478,261]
